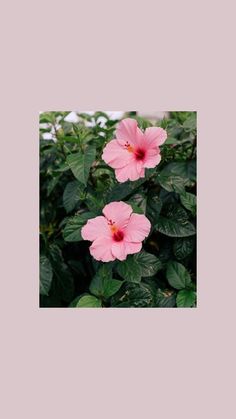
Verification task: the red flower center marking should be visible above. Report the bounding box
[135,148,145,160]
[113,230,124,242]
[107,220,124,241]
[124,142,145,160]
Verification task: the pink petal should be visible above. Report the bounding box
[89,237,115,262]
[114,166,129,183]
[144,127,167,147]
[124,241,142,255]
[81,216,111,241]
[139,168,145,178]
[115,160,144,182]
[102,139,134,169]
[143,150,161,168]
[102,201,133,229]
[124,213,151,242]
[111,241,127,261]
[116,118,144,147]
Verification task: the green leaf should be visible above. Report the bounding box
[63,181,84,213]
[48,244,74,302]
[156,289,176,307]
[85,191,106,214]
[160,160,196,184]
[126,201,144,214]
[135,116,153,130]
[134,251,162,277]
[128,192,147,213]
[39,112,54,124]
[66,146,96,185]
[111,282,154,307]
[173,237,195,260]
[146,192,163,224]
[166,261,191,290]
[182,113,197,133]
[90,265,122,299]
[57,136,80,144]
[155,204,196,237]
[102,280,123,299]
[63,212,94,242]
[180,192,196,216]
[40,255,53,296]
[116,256,142,283]
[69,296,81,307]
[157,174,187,194]
[165,137,178,145]
[106,178,146,202]
[54,162,70,173]
[176,289,196,307]
[47,175,61,196]
[76,294,102,308]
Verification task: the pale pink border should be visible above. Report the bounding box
[1,0,235,416]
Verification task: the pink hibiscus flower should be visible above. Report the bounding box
[81,201,151,262]
[102,118,167,182]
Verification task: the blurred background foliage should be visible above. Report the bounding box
[40,111,197,308]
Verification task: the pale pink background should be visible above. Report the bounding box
[1,1,235,418]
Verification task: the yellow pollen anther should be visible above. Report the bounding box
[127,145,134,153]
[110,225,118,233]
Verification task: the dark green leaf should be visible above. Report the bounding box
[134,251,162,277]
[54,162,70,173]
[40,255,53,296]
[166,261,191,290]
[89,264,122,299]
[63,181,84,213]
[102,280,123,299]
[182,113,197,133]
[156,289,176,307]
[116,256,142,283]
[160,160,196,184]
[176,289,196,307]
[111,282,154,307]
[146,192,163,224]
[66,147,96,185]
[126,201,144,214]
[63,212,94,242]
[47,175,61,196]
[157,174,187,194]
[180,192,196,216]
[85,191,106,214]
[48,244,74,302]
[127,192,147,214]
[106,178,146,202]
[173,237,195,260]
[155,204,196,237]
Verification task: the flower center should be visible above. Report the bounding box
[124,142,145,160]
[110,224,117,233]
[135,148,145,160]
[107,220,124,242]
[113,230,124,242]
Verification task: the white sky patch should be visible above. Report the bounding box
[43,132,53,140]
[64,111,124,126]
